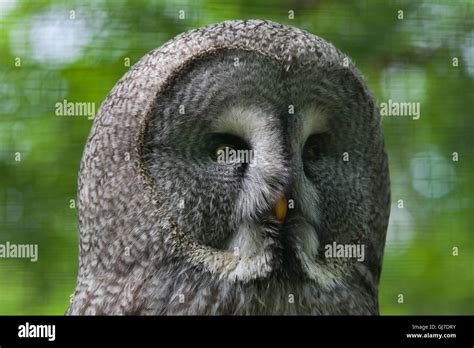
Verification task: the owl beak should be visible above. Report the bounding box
[274,193,288,223]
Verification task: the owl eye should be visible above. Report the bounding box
[207,133,250,165]
[302,133,329,162]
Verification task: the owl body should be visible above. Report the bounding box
[68,20,390,315]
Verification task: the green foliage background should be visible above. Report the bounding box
[0,0,472,314]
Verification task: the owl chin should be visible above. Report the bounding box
[193,205,333,286]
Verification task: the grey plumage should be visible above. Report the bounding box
[67,20,390,315]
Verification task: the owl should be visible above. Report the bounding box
[67,20,390,315]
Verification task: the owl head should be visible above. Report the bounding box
[71,20,390,315]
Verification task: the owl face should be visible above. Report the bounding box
[71,20,389,315]
[143,49,380,283]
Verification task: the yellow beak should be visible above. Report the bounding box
[274,193,287,223]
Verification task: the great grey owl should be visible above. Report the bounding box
[67,20,390,315]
